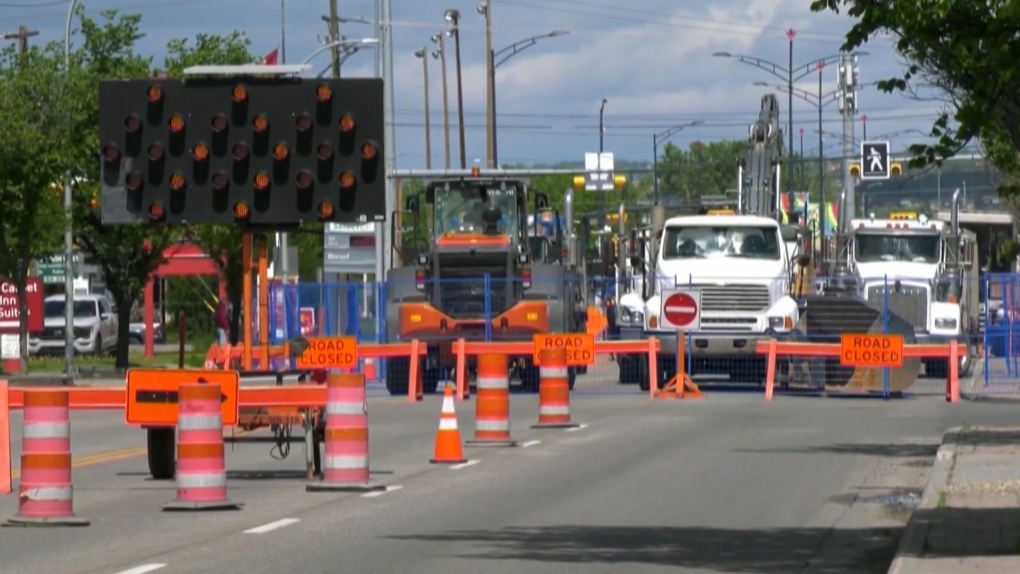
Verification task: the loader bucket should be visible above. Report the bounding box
[787,294,921,393]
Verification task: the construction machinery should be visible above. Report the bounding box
[620,94,812,390]
[788,189,977,392]
[384,171,585,394]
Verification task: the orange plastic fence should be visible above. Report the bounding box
[754,339,966,402]
[452,338,662,400]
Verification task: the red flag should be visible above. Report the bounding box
[263,48,279,65]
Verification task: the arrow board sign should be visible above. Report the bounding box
[125,368,240,426]
[659,289,702,331]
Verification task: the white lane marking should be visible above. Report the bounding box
[362,485,403,498]
[566,423,589,432]
[449,459,480,470]
[520,440,542,448]
[243,518,301,534]
[113,565,167,574]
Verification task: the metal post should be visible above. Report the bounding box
[381,0,395,272]
[490,49,499,167]
[63,0,80,377]
[838,53,858,223]
[280,0,286,64]
[787,29,795,197]
[482,0,493,167]
[598,99,607,229]
[434,34,451,169]
[652,134,659,203]
[817,62,825,262]
[416,48,432,168]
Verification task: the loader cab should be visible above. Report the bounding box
[422,178,526,249]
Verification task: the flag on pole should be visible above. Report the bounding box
[263,47,279,65]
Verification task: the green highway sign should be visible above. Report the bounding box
[36,253,82,284]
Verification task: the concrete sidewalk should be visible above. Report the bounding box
[888,426,1020,573]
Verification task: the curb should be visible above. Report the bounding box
[886,426,962,574]
[960,391,1020,404]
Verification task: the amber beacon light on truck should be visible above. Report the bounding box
[97,77,386,226]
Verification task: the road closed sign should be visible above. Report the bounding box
[839,333,904,368]
[533,333,596,366]
[296,336,359,369]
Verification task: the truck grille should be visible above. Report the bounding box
[435,276,510,319]
[41,327,64,339]
[866,284,928,330]
[688,284,770,312]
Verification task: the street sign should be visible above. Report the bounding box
[36,253,82,285]
[125,369,240,426]
[295,336,359,369]
[0,278,43,333]
[660,289,701,330]
[839,333,904,368]
[532,333,596,366]
[584,152,616,191]
[323,222,376,274]
[860,141,891,180]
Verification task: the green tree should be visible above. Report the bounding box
[0,46,66,373]
[809,0,1020,193]
[64,9,181,369]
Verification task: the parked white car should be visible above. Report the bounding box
[28,294,118,356]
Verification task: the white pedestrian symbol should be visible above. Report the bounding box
[868,147,884,173]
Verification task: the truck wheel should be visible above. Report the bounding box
[147,427,176,480]
[520,362,540,392]
[568,367,576,391]
[638,355,670,392]
[385,357,410,395]
[423,367,442,394]
[617,355,639,384]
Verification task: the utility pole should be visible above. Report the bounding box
[837,52,859,227]
[480,0,493,167]
[2,26,39,54]
[327,0,341,77]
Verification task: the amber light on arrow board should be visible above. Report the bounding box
[253,171,270,191]
[233,202,250,221]
[318,201,334,220]
[148,202,165,221]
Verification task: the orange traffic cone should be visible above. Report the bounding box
[430,383,467,464]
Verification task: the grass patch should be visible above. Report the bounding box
[937,490,947,508]
[5,351,210,374]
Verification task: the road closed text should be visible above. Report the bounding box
[532,333,596,366]
[839,334,904,368]
[297,336,359,369]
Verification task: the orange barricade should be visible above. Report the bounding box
[466,353,516,447]
[754,339,967,402]
[6,390,89,526]
[453,338,662,399]
[1,380,10,495]
[164,383,240,511]
[307,373,385,493]
[532,348,580,429]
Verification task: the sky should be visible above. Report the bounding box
[0,0,951,169]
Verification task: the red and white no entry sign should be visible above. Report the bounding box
[660,289,702,330]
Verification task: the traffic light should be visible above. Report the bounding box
[890,162,902,177]
[849,162,861,178]
[98,77,386,225]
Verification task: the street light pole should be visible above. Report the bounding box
[786,29,795,198]
[713,46,850,202]
[598,98,607,227]
[489,31,569,167]
[478,1,493,167]
[415,48,432,169]
[444,9,466,169]
[63,0,79,377]
[651,121,703,204]
[431,33,451,169]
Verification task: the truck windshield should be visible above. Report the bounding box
[434,185,519,239]
[854,232,940,264]
[44,300,97,318]
[662,225,781,260]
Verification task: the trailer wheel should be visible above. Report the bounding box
[147,427,176,480]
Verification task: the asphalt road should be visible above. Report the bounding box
[1,366,1010,574]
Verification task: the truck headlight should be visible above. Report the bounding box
[618,307,644,326]
[934,318,957,330]
[768,316,793,330]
